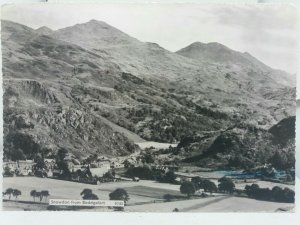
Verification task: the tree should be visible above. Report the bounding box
[269,151,288,169]
[35,192,42,202]
[56,160,71,179]
[245,184,259,197]
[282,188,295,203]
[142,152,154,164]
[41,190,50,202]
[57,148,68,161]
[80,188,98,200]
[271,186,283,202]
[34,154,46,171]
[126,166,153,180]
[109,188,129,211]
[202,180,217,194]
[12,189,21,200]
[29,190,42,201]
[191,176,203,190]
[4,188,14,200]
[84,193,99,200]
[80,188,93,198]
[3,166,13,177]
[180,181,196,198]
[30,190,37,202]
[218,177,235,194]
[153,169,165,182]
[164,171,176,184]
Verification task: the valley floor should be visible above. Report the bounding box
[2,177,294,212]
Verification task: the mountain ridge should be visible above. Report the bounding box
[1,19,295,168]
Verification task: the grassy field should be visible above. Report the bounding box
[2,177,294,212]
[126,196,294,212]
[2,177,181,210]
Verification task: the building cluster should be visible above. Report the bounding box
[3,154,126,178]
[3,160,36,176]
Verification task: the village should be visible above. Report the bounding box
[3,147,183,184]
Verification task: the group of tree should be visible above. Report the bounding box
[180,176,235,198]
[30,190,50,202]
[125,166,154,180]
[191,177,217,194]
[245,184,294,203]
[125,166,177,184]
[268,150,295,170]
[79,188,129,211]
[3,188,22,200]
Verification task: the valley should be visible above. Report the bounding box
[1,18,296,212]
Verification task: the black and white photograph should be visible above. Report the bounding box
[1,2,297,212]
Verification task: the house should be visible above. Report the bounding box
[94,159,111,168]
[90,167,110,177]
[3,160,36,176]
[44,158,56,170]
[3,161,18,171]
[174,172,199,182]
[110,161,124,169]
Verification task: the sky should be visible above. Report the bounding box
[1,3,299,73]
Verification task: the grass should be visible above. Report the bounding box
[3,176,295,212]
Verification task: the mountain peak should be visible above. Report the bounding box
[87,19,108,25]
[36,26,53,35]
[52,19,140,49]
[176,41,268,68]
[185,41,231,51]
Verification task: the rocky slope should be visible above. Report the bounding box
[2,19,296,167]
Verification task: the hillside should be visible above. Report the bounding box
[181,116,295,169]
[2,19,295,168]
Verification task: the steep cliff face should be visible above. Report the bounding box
[3,79,138,160]
[2,19,295,165]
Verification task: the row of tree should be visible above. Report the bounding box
[179,177,236,198]
[245,184,294,203]
[3,188,51,203]
[2,188,21,200]
[80,188,129,211]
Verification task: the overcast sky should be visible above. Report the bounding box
[1,3,298,73]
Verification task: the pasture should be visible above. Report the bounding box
[2,177,294,212]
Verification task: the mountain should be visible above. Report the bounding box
[35,26,53,35]
[182,116,295,169]
[51,20,201,82]
[2,19,295,168]
[176,42,295,87]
